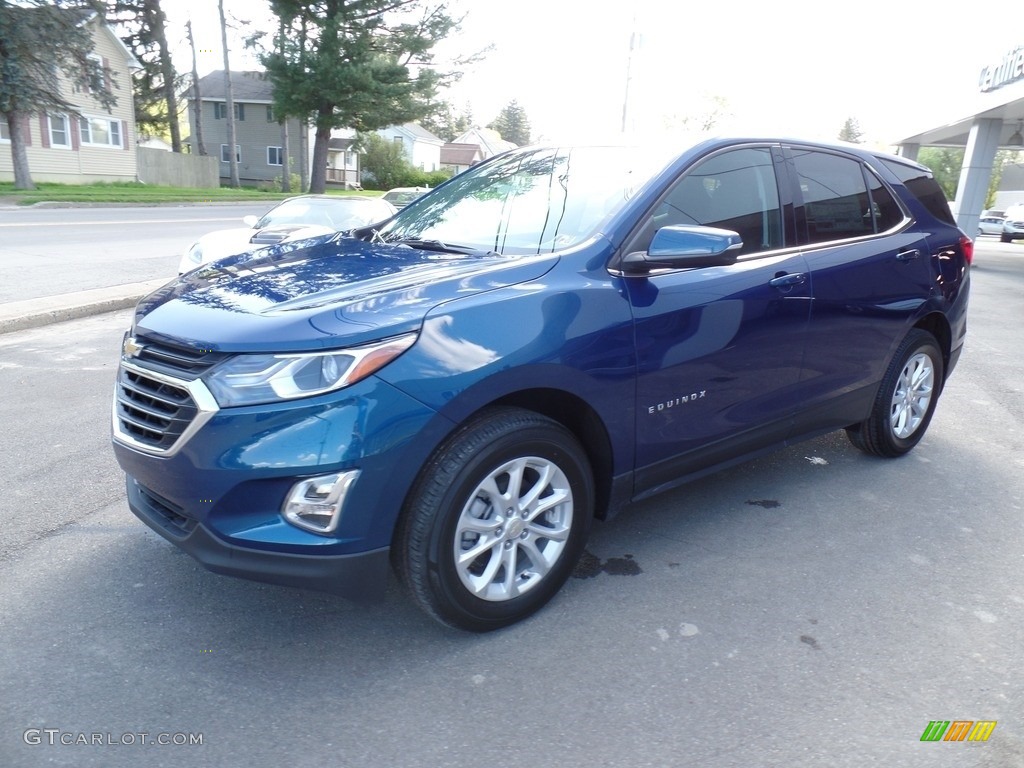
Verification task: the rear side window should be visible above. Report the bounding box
[878,158,956,225]
[791,149,902,244]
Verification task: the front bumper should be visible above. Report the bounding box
[127,477,390,601]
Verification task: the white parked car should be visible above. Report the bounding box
[178,194,397,274]
[977,215,1005,236]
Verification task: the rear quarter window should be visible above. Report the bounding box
[878,158,956,226]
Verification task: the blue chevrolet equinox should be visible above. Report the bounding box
[111,138,971,631]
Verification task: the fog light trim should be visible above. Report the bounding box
[282,470,359,535]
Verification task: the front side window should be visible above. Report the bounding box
[79,116,122,148]
[629,146,783,256]
[791,150,902,243]
[49,114,71,147]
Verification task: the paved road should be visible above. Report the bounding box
[0,203,275,303]
[0,244,1022,767]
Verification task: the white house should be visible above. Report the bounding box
[377,123,444,171]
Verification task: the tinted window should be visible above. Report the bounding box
[878,157,956,225]
[631,147,783,256]
[792,150,879,243]
[865,168,905,232]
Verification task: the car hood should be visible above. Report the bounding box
[135,235,558,352]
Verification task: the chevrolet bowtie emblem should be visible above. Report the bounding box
[123,336,145,358]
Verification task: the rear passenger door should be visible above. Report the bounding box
[783,145,935,432]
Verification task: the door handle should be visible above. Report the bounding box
[769,272,807,289]
[896,249,921,262]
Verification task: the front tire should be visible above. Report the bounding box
[394,407,594,632]
[846,329,944,457]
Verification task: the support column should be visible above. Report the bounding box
[898,143,920,162]
[953,118,1002,235]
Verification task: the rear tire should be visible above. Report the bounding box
[846,329,943,457]
[393,407,593,632]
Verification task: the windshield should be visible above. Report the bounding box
[375,146,663,255]
[257,198,384,230]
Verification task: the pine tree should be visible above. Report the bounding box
[488,100,530,146]
[262,0,460,194]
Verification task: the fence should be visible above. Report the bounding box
[137,148,219,188]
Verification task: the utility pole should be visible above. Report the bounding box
[621,16,637,134]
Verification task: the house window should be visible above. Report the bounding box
[0,118,9,143]
[267,146,283,166]
[49,114,72,148]
[393,136,403,146]
[214,102,245,120]
[266,105,274,122]
[85,53,105,94]
[220,144,241,163]
[79,116,122,148]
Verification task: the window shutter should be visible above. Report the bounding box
[71,119,80,150]
[103,57,112,91]
[40,117,50,148]
[21,115,31,145]
[123,120,129,150]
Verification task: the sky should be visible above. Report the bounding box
[158,0,1020,149]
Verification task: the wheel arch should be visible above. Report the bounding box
[913,311,952,385]
[486,388,618,521]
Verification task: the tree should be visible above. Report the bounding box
[838,117,863,144]
[487,100,530,146]
[356,130,411,188]
[261,0,461,194]
[1,0,116,190]
[420,99,472,142]
[917,147,964,201]
[105,0,181,150]
[218,0,240,187]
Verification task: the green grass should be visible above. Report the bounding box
[0,181,383,206]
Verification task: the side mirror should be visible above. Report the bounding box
[621,225,743,273]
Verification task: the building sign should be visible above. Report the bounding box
[979,45,1024,92]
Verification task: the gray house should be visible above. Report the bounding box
[187,70,361,189]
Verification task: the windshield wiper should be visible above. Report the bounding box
[390,238,499,257]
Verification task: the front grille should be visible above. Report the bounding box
[116,366,198,451]
[132,337,228,380]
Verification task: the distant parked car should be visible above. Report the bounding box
[1000,204,1024,242]
[977,216,1005,236]
[178,195,397,273]
[382,186,429,210]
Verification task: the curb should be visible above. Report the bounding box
[0,278,169,335]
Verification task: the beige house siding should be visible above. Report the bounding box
[0,18,138,183]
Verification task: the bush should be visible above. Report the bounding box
[272,172,303,193]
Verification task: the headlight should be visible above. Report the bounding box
[202,333,417,407]
[186,242,203,264]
